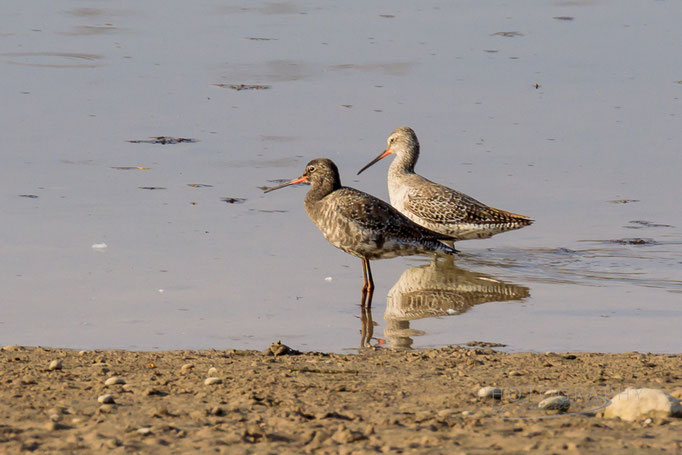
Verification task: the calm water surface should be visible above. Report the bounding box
[2,1,681,352]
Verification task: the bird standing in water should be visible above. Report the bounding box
[358,127,533,243]
[264,158,456,304]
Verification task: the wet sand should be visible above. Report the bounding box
[2,344,680,453]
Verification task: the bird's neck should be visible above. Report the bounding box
[389,146,419,177]
[304,179,340,205]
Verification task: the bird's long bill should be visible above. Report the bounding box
[263,175,308,193]
[357,149,392,175]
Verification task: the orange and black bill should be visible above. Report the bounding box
[263,175,308,193]
[357,149,392,175]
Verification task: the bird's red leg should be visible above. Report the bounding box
[365,259,375,294]
[361,258,375,307]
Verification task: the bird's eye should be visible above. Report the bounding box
[308,166,315,172]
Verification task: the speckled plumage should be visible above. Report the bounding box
[358,127,533,241]
[264,158,456,298]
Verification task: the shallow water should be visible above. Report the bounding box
[2,0,681,353]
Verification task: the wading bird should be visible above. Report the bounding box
[358,127,533,243]
[264,158,456,304]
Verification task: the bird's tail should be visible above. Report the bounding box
[435,240,459,256]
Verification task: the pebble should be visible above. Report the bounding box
[97,394,115,404]
[477,387,503,399]
[137,427,153,435]
[604,388,682,421]
[104,376,126,386]
[544,389,566,396]
[204,377,222,386]
[48,359,63,371]
[539,395,571,412]
[180,363,194,373]
[45,421,67,431]
[207,367,218,377]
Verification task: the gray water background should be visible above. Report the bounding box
[2,0,681,352]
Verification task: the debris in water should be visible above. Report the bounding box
[626,220,673,229]
[111,166,150,170]
[187,183,213,188]
[608,199,640,204]
[215,84,270,91]
[379,14,395,18]
[18,194,39,198]
[128,137,198,145]
[221,197,246,204]
[608,238,657,246]
[92,243,108,250]
[139,187,166,190]
[491,31,524,38]
[245,37,277,41]
[553,16,574,21]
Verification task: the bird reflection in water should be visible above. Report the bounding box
[360,259,530,348]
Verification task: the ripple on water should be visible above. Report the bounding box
[460,242,682,292]
[1,52,102,68]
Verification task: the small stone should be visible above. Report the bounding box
[544,389,566,396]
[49,414,61,422]
[204,377,222,386]
[45,421,67,431]
[207,367,218,377]
[604,388,682,421]
[97,404,115,414]
[104,376,126,386]
[539,395,571,412]
[143,387,166,396]
[477,387,503,399]
[180,363,194,373]
[97,394,115,404]
[263,340,301,356]
[48,359,63,371]
[508,370,523,377]
[137,427,153,435]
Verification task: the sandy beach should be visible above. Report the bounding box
[2,343,680,453]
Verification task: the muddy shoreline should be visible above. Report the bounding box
[2,344,681,453]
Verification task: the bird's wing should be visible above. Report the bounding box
[403,178,531,225]
[331,188,451,241]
